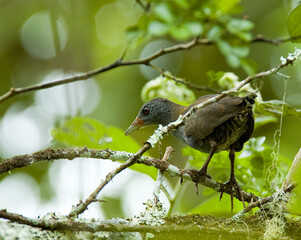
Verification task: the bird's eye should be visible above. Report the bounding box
[142,107,150,115]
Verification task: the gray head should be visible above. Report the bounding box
[125,98,185,135]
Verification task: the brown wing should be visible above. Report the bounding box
[183,95,246,140]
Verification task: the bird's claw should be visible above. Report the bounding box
[219,177,245,212]
[180,169,211,195]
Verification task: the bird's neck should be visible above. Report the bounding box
[163,103,186,125]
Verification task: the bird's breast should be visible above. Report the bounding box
[171,127,212,153]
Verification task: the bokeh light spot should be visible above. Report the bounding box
[20,11,68,60]
[139,39,183,80]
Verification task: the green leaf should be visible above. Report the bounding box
[217,41,240,68]
[184,22,204,36]
[101,196,125,219]
[240,58,257,76]
[153,2,175,23]
[125,25,144,40]
[174,0,190,9]
[226,19,254,41]
[141,74,196,105]
[52,117,157,180]
[207,25,224,41]
[239,137,266,159]
[286,153,301,215]
[148,21,169,36]
[228,18,254,32]
[190,194,242,215]
[232,45,249,58]
[169,24,192,40]
[169,22,203,40]
[212,0,243,15]
[287,1,301,43]
[52,117,106,149]
[254,116,278,130]
[261,100,301,117]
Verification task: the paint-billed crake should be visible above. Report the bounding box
[126,94,256,209]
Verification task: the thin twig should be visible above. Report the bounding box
[153,146,174,205]
[68,143,151,218]
[148,63,220,93]
[135,0,151,12]
[252,34,301,46]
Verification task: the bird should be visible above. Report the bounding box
[125,94,256,209]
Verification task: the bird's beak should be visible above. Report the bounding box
[125,118,144,135]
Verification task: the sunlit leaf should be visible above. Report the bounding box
[169,24,191,40]
[217,41,240,68]
[287,150,301,215]
[52,117,157,180]
[254,116,278,130]
[190,194,242,215]
[226,19,254,41]
[287,1,301,43]
[261,100,301,117]
[153,2,175,23]
[240,58,257,76]
[207,25,224,41]
[212,0,243,15]
[232,45,249,58]
[148,21,169,36]
[184,22,203,36]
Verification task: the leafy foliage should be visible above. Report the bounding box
[128,0,255,71]
[51,117,157,180]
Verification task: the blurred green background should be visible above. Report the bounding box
[0,0,300,219]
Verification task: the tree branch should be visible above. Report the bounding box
[0,147,258,204]
[0,37,298,104]
[0,146,297,227]
[0,38,207,104]
[0,209,267,238]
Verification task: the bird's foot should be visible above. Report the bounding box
[219,177,245,212]
[198,168,211,182]
[180,169,211,196]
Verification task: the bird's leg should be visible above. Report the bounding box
[198,141,217,182]
[192,142,217,195]
[220,148,246,211]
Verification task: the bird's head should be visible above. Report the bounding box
[125,98,185,135]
